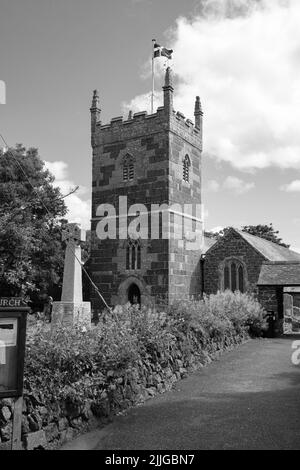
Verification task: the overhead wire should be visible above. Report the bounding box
[0,133,112,313]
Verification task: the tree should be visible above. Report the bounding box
[204,230,218,239]
[205,224,290,248]
[241,223,290,248]
[204,228,231,240]
[0,144,68,299]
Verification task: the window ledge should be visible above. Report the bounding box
[122,179,136,186]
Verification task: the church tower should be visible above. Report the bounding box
[90,68,203,313]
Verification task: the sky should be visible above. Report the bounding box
[0,0,299,251]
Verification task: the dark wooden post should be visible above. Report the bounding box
[0,298,29,450]
[12,396,23,450]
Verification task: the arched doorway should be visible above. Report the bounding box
[116,276,153,307]
[128,283,141,305]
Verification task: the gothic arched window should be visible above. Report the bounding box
[183,155,191,183]
[126,239,141,270]
[222,259,246,293]
[238,265,244,293]
[224,265,230,290]
[123,154,135,182]
[231,262,237,292]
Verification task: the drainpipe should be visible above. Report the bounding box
[200,254,206,298]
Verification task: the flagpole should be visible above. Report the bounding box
[151,38,156,114]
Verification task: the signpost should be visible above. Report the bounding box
[0,298,29,450]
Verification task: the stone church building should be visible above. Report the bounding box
[204,228,300,335]
[89,68,300,335]
[89,68,204,313]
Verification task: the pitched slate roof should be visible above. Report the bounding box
[235,229,300,262]
[258,262,300,285]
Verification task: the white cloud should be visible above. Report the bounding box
[126,0,300,171]
[209,225,224,233]
[198,0,261,19]
[203,206,209,229]
[206,175,254,193]
[280,180,300,192]
[223,176,255,193]
[207,179,220,192]
[0,80,6,104]
[291,245,300,254]
[44,160,91,230]
[45,161,68,181]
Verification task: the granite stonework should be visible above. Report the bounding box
[89,68,204,314]
[258,285,284,335]
[0,324,246,450]
[257,262,300,335]
[204,228,265,295]
[204,229,300,336]
[51,302,91,328]
[52,223,91,329]
[89,68,300,324]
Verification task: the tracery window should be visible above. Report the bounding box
[183,155,191,183]
[126,239,141,270]
[222,259,245,293]
[123,154,135,181]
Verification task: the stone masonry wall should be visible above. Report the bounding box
[90,111,170,312]
[0,324,246,450]
[258,285,284,335]
[204,229,266,295]
[90,102,203,312]
[168,113,203,303]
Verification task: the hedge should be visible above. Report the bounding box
[0,291,267,449]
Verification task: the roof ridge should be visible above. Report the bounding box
[234,228,300,261]
[236,228,290,249]
[258,263,300,286]
[262,260,300,265]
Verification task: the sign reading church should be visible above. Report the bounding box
[0,298,27,308]
[0,298,29,398]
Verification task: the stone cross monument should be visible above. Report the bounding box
[51,223,91,329]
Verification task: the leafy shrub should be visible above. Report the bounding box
[24,291,267,421]
[168,290,266,339]
[206,290,267,336]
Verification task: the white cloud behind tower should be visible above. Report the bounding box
[125,0,300,171]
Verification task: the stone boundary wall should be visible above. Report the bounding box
[0,334,248,450]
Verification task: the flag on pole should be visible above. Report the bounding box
[153,42,173,60]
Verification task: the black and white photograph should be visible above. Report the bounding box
[0,0,300,455]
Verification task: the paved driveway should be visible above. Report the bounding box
[62,336,300,450]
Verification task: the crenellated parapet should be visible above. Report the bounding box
[93,108,166,147]
[170,108,202,150]
[90,67,203,150]
[91,106,202,150]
